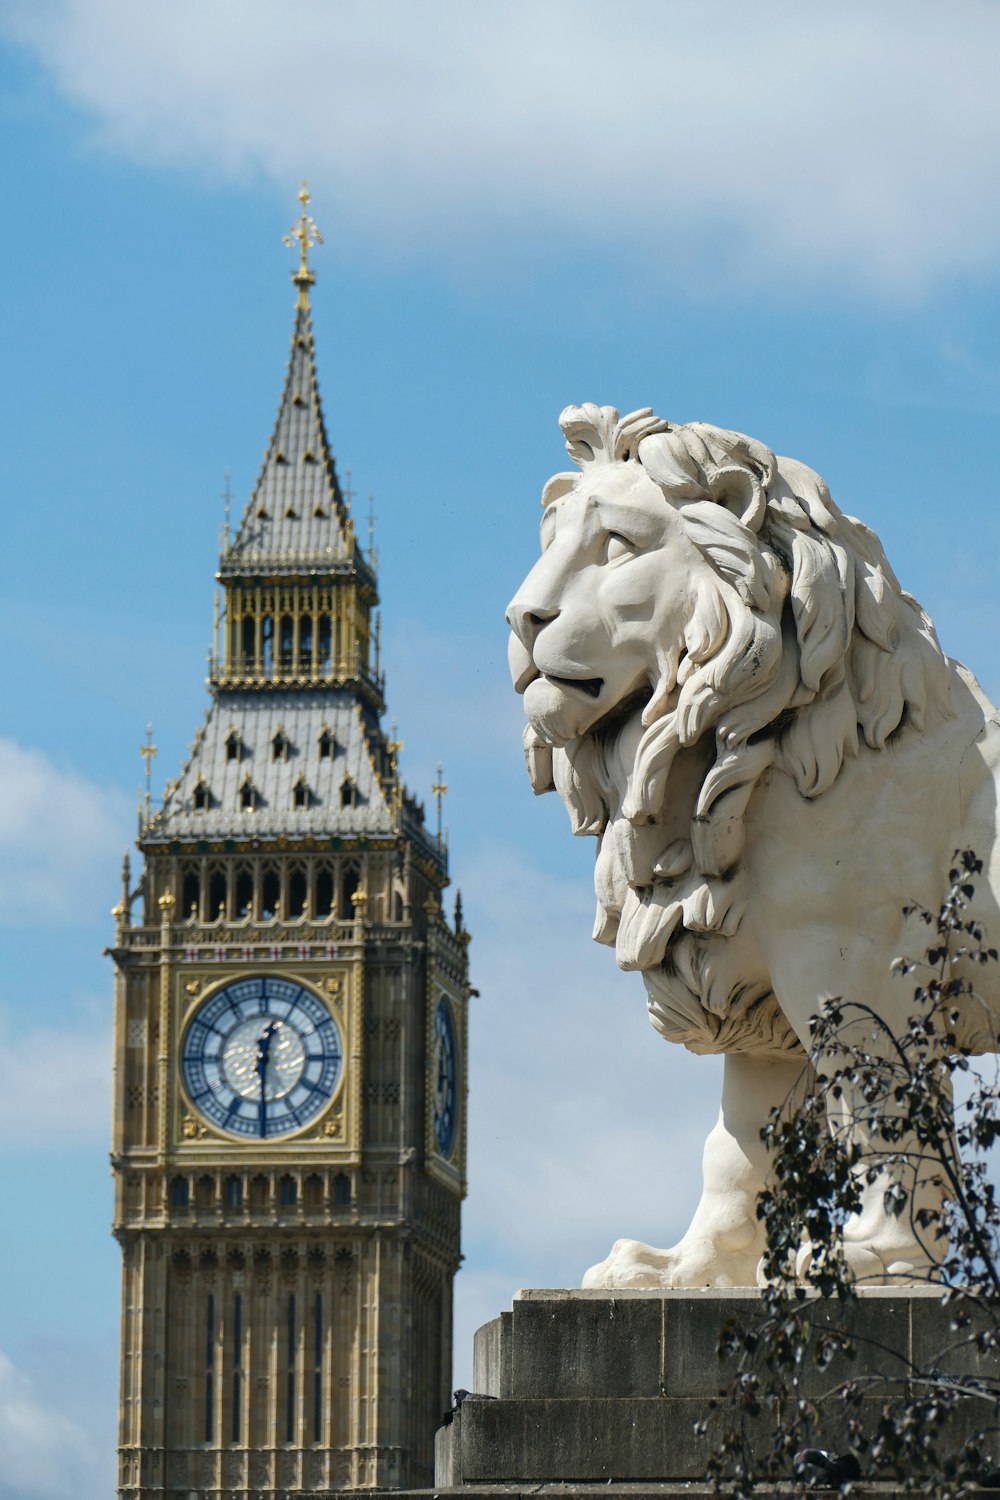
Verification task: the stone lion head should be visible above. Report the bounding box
[507,404,952,1056]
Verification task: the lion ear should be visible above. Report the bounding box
[541,472,577,507]
[706,464,767,534]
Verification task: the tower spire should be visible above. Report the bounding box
[283,180,324,310]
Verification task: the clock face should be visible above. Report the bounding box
[181,976,343,1139]
[432,996,457,1158]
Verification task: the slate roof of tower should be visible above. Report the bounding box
[221,303,363,576]
[140,243,440,866]
[144,690,400,843]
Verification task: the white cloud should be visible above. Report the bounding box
[0,739,131,924]
[0,1350,97,1500]
[5,0,1000,294]
[0,1005,110,1148]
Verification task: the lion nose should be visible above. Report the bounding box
[505,598,560,654]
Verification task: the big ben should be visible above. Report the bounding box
[108,191,470,1499]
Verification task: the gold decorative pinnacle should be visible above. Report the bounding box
[140,723,157,819]
[431,763,448,843]
[283,181,324,309]
[158,889,176,915]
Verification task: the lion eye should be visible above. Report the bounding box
[605,533,635,563]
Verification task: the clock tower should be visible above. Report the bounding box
[109,192,470,1499]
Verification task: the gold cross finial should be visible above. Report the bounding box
[283,181,324,309]
[431,762,448,844]
[140,723,158,818]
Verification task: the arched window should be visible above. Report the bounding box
[318,727,334,760]
[240,779,257,811]
[299,614,313,665]
[182,867,201,920]
[195,1174,215,1209]
[304,1174,323,1209]
[315,866,334,918]
[225,1175,244,1210]
[208,866,227,920]
[279,1175,297,1206]
[279,615,294,670]
[261,866,280,919]
[193,779,211,811]
[339,867,359,920]
[235,867,254,919]
[225,729,242,762]
[340,778,355,810]
[262,613,274,673]
[241,616,255,668]
[293,778,310,810]
[249,1174,268,1210]
[333,1173,351,1206]
[318,615,332,673]
[171,1175,190,1208]
[272,729,289,762]
[288,865,307,919]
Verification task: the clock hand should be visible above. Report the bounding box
[256,1021,278,1136]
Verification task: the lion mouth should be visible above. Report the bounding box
[544,672,604,700]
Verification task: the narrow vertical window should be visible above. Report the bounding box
[286,1294,296,1442]
[280,614,294,670]
[318,616,332,674]
[205,1293,215,1442]
[313,1293,323,1443]
[232,1293,242,1443]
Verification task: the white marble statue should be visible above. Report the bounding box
[507,404,1000,1288]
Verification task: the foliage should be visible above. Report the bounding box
[702,851,1000,1496]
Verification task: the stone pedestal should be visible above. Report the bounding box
[435,1286,985,1490]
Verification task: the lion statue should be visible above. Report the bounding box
[507,403,1000,1288]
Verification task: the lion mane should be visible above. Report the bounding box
[532,404,953,1058]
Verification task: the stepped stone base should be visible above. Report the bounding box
[434,1286,990,1490]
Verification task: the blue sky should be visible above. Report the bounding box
[2,3,1000,1495]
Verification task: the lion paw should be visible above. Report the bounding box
[582,1236,760,1290]
[794,1240,929,1287]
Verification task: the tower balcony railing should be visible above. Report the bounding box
[218,540,377,582]
[111,914,449,952]
[141,801,398,841]
[114,915,359,949]
[208,652,385,700]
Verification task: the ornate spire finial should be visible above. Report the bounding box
[283,181,324,310]
[431,763,448,845]
[140,723,158,819]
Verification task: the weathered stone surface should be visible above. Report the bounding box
[474,1312,512,1398]
[438,1290,993,1489]
[510,1291,662,1398]
[451,1396,717,1482]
